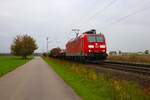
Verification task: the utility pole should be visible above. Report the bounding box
[72,29,80,37]
[46,37,49,53]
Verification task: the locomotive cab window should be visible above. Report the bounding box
[88,35,95,42]
[88,35,104,42]
[96,36,104,42]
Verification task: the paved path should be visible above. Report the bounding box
[0,57,80,100]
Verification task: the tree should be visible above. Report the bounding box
[118,50,122,55]
[144,50,149,55]
[11,35,38,59]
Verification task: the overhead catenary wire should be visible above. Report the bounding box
[78,0,118,28]
[85,0,118,22]
[101,4,150,29]
[73,1,150,34]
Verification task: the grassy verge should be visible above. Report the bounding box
[43,57,150,100]
[0,56,32,77]
[108,55,150,64]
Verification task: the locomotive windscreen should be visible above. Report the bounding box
[88,35,104,42]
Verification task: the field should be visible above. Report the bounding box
[108,55,150,64]
[44,57,150,100]
[0,56,31,77]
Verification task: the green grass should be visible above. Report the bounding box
[0,56,31,77]
[44,57,150,100]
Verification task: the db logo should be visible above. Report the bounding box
[95,43,99,48]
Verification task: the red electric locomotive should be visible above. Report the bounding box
[66,29,107,61]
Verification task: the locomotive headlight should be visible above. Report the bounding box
[88,45,94,48]
[100,45,106,48]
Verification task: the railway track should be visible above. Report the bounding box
[95,61,150,76]
[51,57,150,76]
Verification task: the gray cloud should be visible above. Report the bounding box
[0,0,150,53]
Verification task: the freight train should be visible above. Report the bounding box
[49,29,107,61]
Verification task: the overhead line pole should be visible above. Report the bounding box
[46,37,49,53]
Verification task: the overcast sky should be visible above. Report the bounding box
[0,0,150,53]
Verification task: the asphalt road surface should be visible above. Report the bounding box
[0,57,80,100]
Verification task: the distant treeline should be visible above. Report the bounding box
[0,53,42,56]
[109,50,149,56]
[0,53,12,56]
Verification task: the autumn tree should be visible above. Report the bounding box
[11,35,38,59]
